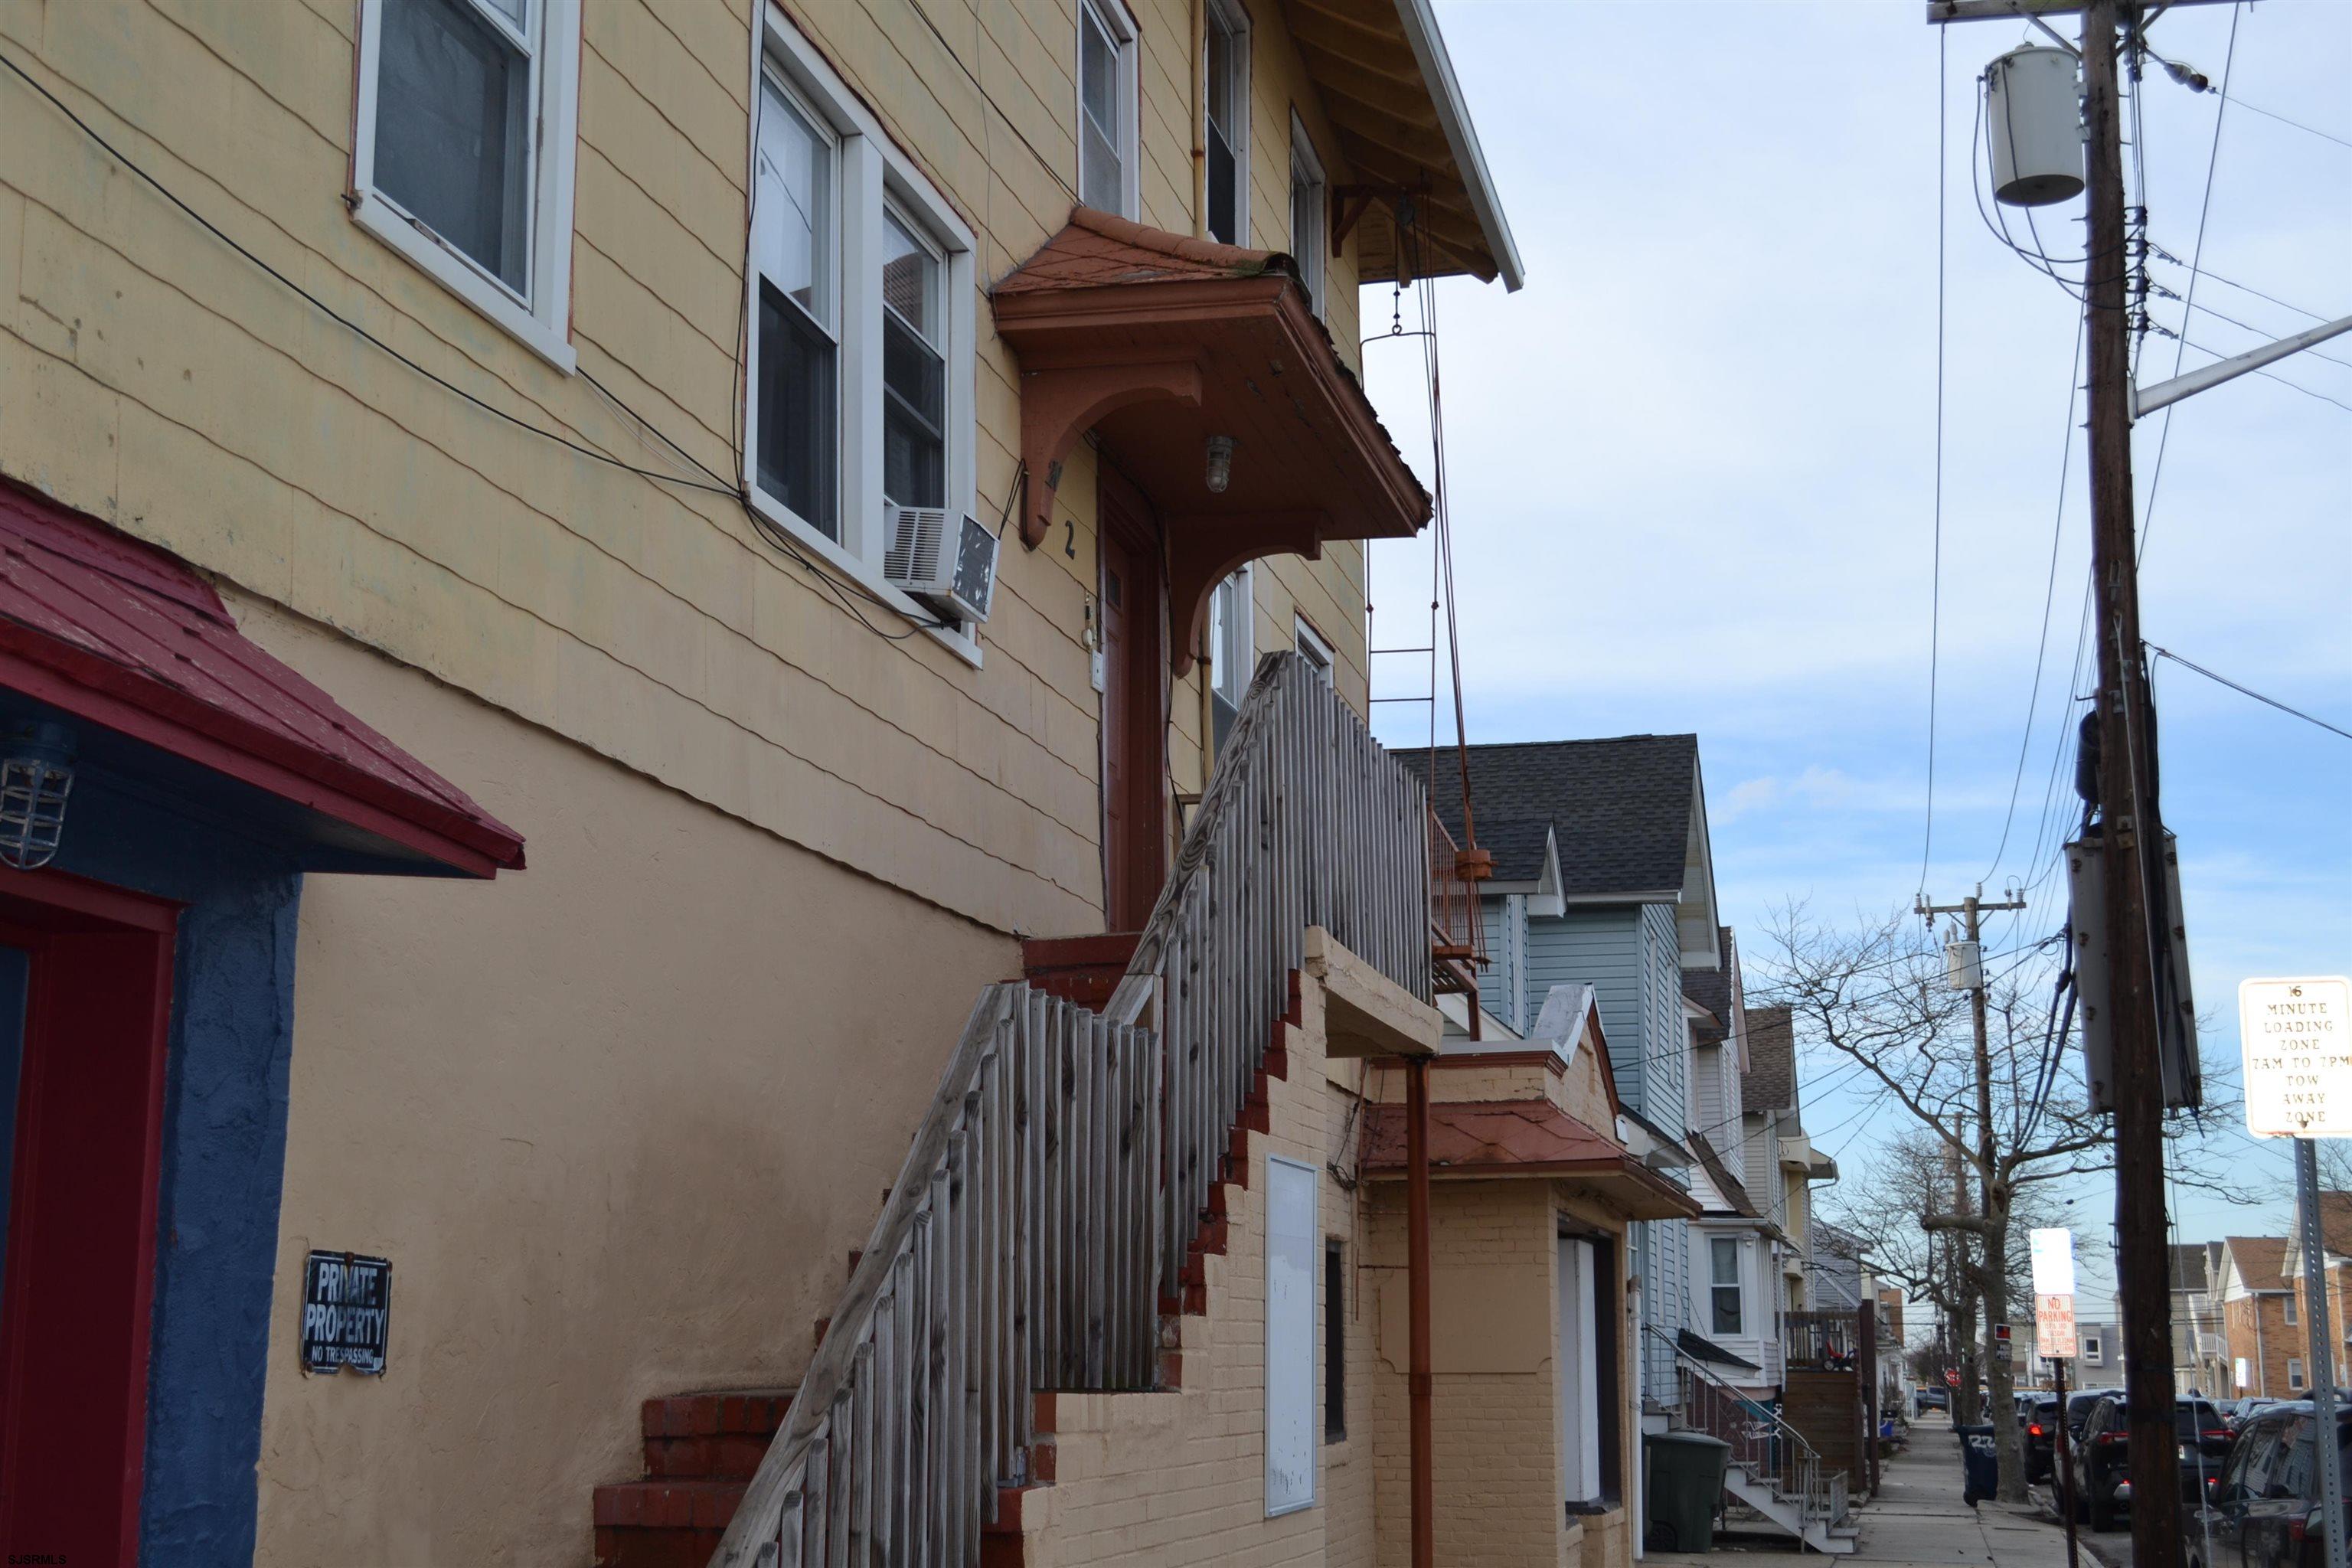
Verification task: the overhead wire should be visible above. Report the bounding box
[1923,25,1949,897]
[2136,1,2243,566]
[2219,92,2352,151]
[2145,644,2352,741]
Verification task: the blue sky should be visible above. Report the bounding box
[1361,0,2351,1308]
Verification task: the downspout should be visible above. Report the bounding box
[1406,1055,1435,1568]
[1189,0,1207,239]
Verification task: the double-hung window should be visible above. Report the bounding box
[1293,616,1334,683]
[756,78,839,537]
[1207,567,1253,750]
[2287,1292,2301,1327]
[1203,0,1250,244]
[1077,0,1138,217]
[353,0,581,367]
[1710,1236,1743,1336]
[746,18,980,652]
[1289,116,1327,315]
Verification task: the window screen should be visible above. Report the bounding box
[1078,2,1125,214]
[1204,8,1242,243]
[1710,1236,1743,1336]
[754,80,838,534]
[881,212,946,511]
[373,0,532,292]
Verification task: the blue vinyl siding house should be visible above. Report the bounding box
[1406,736,1724,1416]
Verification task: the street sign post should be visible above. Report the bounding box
[2243,978,2352,1568]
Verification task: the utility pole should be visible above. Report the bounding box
[1922,887,2030,1499]
[1920,2,2260,1560]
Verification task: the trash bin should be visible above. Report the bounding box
[1957,1423,1999,1506]
[1645,1430,1733,1552]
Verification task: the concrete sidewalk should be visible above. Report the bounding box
[1648,1416,2078,1568]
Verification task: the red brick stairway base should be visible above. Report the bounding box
[1018,933,1142,1013]
[592,1390,792,1568]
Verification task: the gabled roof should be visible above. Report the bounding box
[991,206,1291,293]
[2170,1243,2213,1293]
[1400,736,1706,903]
[1361,1098,1700,1220]
[1744,1005,1798,1116]
[1478,818,1555,884]
[1689,1132,1761,1219]
[1684,962,1732,1047]
[2225,1236,2292,1293]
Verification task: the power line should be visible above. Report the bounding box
[2221,93,2352,151]
[2137,2,2242,567]
[2146,644,2352,742]
[1923,26,1950,897]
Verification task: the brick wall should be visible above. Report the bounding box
[2224,1292,2308,1397]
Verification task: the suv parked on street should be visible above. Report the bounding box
[2186,1401,2352,1568]
[2066,1394,2233,1531]
[2024,1396,2062,1482]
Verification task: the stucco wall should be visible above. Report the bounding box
[232,596,1021,1566]
[0,0,1377,944]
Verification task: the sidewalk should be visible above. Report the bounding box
[1648,1415,2077,1568]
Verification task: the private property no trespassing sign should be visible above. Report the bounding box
[2240,977,2352,1138]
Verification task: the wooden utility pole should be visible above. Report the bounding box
[2079,7,2184,1565]
[1919,4,2238,1560]
[1921,888,2030,1499]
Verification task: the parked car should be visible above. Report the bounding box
[2066,1387,2129,1440]
[2024,1396,2063,1482]
[2065,1394,2234,1531]
[2185,1401,2352,1568]
[1916,1386,1951,1416]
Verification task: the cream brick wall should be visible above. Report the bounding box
[0,0,1380,939]
[1013,952,1381,1566]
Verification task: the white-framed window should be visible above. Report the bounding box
[1558,1236,1602,1507]
[2286,1292,2301,1326]
[351,0,581,369]
[1203,0,1250,245]
[1710,1236,1743,1336]
[746,11,982,660]
[1266,1155,1318,1516]
[1293,615,1333,682]
[1289,115,1327,316]
[1076,0,1139,219]
[2081,1334,2101,1360]
[2290,1357,2308,1390]
[1207,566,1253,749]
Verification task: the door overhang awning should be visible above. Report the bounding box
[992,208,1431,674]
[1361,1097,1705,1221]
[0,482,524,877]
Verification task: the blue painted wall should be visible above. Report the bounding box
[28,740,302,1568]
[1524,906,1645,1106]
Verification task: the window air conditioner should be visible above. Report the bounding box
[2197,1332,2224,1355]
[884,504,998,624]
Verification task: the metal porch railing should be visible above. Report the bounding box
[1650,1325,1851,1531]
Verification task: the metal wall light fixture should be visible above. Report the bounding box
[1205,434,1236,495]
[0,721,76,870]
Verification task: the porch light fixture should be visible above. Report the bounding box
[0,722,74,871]
[1204,434,1236,495]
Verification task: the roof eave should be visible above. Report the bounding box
[1390,0,1523,292]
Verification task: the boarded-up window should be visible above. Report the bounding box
[1266,1155,1317,1514]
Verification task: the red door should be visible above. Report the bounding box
[0,867,178,1567]
[1099,470,1167,931]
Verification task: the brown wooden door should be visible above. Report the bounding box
[1098,471,1166,930]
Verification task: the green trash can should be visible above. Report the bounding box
[1645,1430,1733,1552]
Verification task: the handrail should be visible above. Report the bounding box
[1108,651,1431,1291]
[714,651,1432,1566]
[1648,1324,1849,1530]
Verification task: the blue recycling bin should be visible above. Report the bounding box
[1958,1423,1999,1506]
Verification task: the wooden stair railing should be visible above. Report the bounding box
[711,652,1431,1567]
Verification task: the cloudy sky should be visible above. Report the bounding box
[1363,0,2351,1315]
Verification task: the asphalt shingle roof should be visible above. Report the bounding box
[1399,736,1700,900]
[2169,1243,2212,1293]
[1689,1132,1761,1218]
[2226,1236,2292,1293]
[1478,818,1554,884]
[1745,1004,1797,1115]
[1683,965,1730,1046]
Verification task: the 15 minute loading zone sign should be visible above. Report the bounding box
[2241,977,2352,1138]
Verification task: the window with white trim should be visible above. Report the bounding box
[1293,616,1334,683]
[1710,1236,1743,1337]
[746,18,981,649]
[1203,0,1250,245]
[2081,1334,2101,1360]
[1289,116,1327,315]
[2290,1357,2308,1390]
[1077,0,1138,218]
[1207,566,1253,750]
[353,0,580,368]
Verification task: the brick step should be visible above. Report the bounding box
[639,1389,795,1480]
[591,1479,744,1568]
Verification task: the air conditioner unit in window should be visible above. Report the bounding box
[2197,1332,2225,1355]
[883,504,998,624]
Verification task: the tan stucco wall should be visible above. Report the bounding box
[1012,950,1380,1565]
[233,594,1019,1566]
[0,0,1378,941]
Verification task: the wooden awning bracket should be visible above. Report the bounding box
[1017,358,1205,549]
[1164,510,1329,678]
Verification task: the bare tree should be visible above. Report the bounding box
[1758,902,2232,1504]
